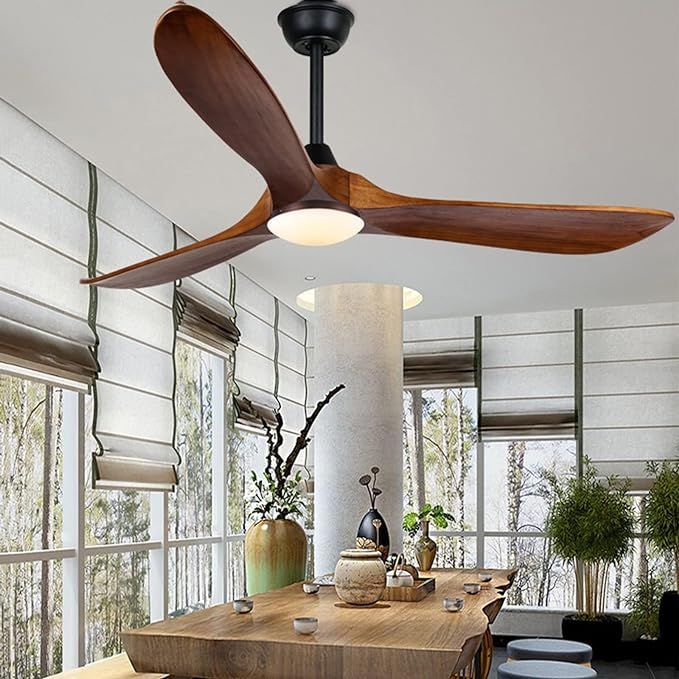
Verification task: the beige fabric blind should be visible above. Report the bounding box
[403,350,476,388]
[90,169,179,491]
[175,279,239,355]
[480,310,575,440]
[403,317,477,389]
[174,230,240,356]
[480,411,576,441]
[0,99,96,389]
[232,270,307,439]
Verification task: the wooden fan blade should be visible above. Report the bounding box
[155,3,314,207]
[348,174,674,254]
[83,193,272,289]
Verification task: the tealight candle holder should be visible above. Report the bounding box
[293,616,318,634]
[443,596,464,612]
[233,598,253,614]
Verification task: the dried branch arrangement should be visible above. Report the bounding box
[250,384,345,520]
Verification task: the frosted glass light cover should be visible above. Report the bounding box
[267,207,364,246]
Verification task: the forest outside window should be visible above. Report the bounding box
[0,373,70,677]
[484,439,577,608]
[403,387,478,568]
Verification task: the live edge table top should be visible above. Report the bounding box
[123,568,516,679]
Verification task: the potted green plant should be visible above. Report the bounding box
[546,462,634,658]
[645,460,679,667]
[625,572,665,665]
[403,503,454,571]
[244,384,344,595]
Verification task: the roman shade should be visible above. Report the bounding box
[233,383,279,434]
[403,351,476,388]
[174,229,240,356]
[90,168,180,491]
[0,99,96,390]
[233,270,307,439]
[582,302,679,479]
[403,316,477,389]
[481,310,575,440]
[480,411,576,441]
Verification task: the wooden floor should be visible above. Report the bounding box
[48,653,168,679]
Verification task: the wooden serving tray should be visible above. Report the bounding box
[380,577,435,602]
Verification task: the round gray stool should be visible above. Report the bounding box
[507,638,593,665]
[498,660,597,678]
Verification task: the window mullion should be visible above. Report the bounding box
[149,492,168,621]
[210,353,227,605]
[476,440,485,568]
[62,390,85,669]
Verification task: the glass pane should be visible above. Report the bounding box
[0,559,63,677]
[85,551,150,663]
[170,341,214,539]
[169,543,212,615]
[84,394,150,545]
[0,375,64,551]
[485,536,575,608]
[227,430,267,535]
[226,539,246,602]
[484,440,576,532]
[403,388,478,530]
[606,536,676,612]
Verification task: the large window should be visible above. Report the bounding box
[0,375,69,677]
[84,395,151,662]
[403,388,583,610]
[0,337,270,676]
[484,440,576,608]
[403,387,478,568]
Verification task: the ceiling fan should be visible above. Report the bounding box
[84,0,674,290]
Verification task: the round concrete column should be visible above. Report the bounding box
[313,283,403,576]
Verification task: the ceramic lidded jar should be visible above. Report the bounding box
[334,549,386,605]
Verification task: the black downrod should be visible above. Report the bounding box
[310,40,324,145]
[278,0,355,165]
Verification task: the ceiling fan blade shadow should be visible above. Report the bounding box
[155,3,314,208]
[349,174,674,254]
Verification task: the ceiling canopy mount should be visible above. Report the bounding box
[277,0,355,57]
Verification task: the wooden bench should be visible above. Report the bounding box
[48,653,168,679]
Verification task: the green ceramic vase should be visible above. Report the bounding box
[244,519,307,595]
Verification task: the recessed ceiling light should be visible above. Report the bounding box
[304,275,316,281]
[296,286,423,312]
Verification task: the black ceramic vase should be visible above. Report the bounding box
[356,508,389,561]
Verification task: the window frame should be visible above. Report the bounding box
[404,386,581,606]
[0,345,248,673]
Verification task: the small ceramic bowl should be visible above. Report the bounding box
[478,572,493,583]
[293,616,318,635]
[443,596,464,613]
[233,598,253,614]
[463,582,481,595]
[303,582,320,594]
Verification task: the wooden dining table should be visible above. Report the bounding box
[123,567,516,679]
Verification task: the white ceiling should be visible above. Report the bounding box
[1,0,678,319]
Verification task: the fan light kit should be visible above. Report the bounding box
[83,0,674,290]
[268,205,364,246]
[297,286,423,312]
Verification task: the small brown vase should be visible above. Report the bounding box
[414,519,437,572]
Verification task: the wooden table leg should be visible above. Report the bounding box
[451,627,493,679]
